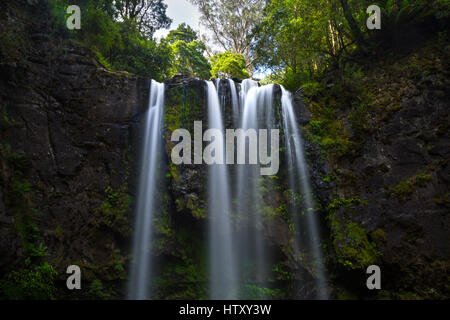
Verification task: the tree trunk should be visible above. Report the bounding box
[339,0,364,46]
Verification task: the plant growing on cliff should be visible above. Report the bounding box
[388,172,433,201]
[0,262,57,300]
[97,185,132,236]
[330,219,381,270]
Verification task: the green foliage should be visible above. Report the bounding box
[327,196,380,269]
[272,262,293,281]
[154,227,208,299]
[164,24,211,79]
[301,82,321,98]
[388,173,432,200]
[97,185,131,236]
[327,196,368,214]
[109,20,173,80]
[253,0,449,91]
[89,279,110,299]
[210,51,250,79]
[43,0,173,80]
[0,262,57,300]
[114,0,172,39]
[166,23,197,43]
[307,119,356,159]
[371,229,387,244]
[241,284,283,300]
[330,218,381,270]
[190,0,265,66]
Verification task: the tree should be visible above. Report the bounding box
[165,24,211,79]
[254,0,332,78]
[210,51,249,79]
[190,0,265,68]
[111,19,173,81]
[114,0,172,38]
[166,23,198,43]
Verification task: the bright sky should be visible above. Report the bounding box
[154,0,204,40]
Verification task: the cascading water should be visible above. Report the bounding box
[235,84,275,296]
[240,79,258,110]
[281,86,328,299]
[228,79,239,127]
[128,80,165,300]
[206,81,238,299]
[127,78,328,300]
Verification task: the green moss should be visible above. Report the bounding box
[153,222,209,299]
[272,262,293,281]
[328,197,381,270]
[168,163,179,181]
[327,196,367,214]
[370,229,387,244]
[433,192,450,207]
[0,262,57,300]
[331,218,381,270]
[154,210,172,237]
[155,256,207,299]
[192,207,206,219]
[388,173,432,200]
[397,291,422,300]
[335,287,358,300]
[1,143,31,170]
[89,279,111,299]
[96,184,131,236]
[165,105,182,134]
[241,285,284,300]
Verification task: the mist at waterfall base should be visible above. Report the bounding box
[128,79,328,300]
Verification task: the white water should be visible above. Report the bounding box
[240,79,258,111]
[127,78,328,300]
[235,84,275,293]
[206,81,238,299]
[228,79,239,127]
[281,86,328,299]
[128,80,165,300]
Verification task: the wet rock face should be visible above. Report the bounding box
[163,79,208,219]
[296,57,450,298]
[160,78,322,299]
[0,33,147,297]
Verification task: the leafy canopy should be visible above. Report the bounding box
[210,51,250,79]
[165,24,211,79]
[190,0,265,69]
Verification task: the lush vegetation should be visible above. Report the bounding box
[210,51,249,79]
[17,0,447,85]
[1,0,449,301]
[253,0,449,89]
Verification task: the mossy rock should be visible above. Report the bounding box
[330,217,381,270]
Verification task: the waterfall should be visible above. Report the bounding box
[228,79,239,127]
[128,80,165,300]
[127,78,328,300]
[235,84,275,297]
[206,81,238,299]
[239,79,258,111]
[281,86,328,299]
